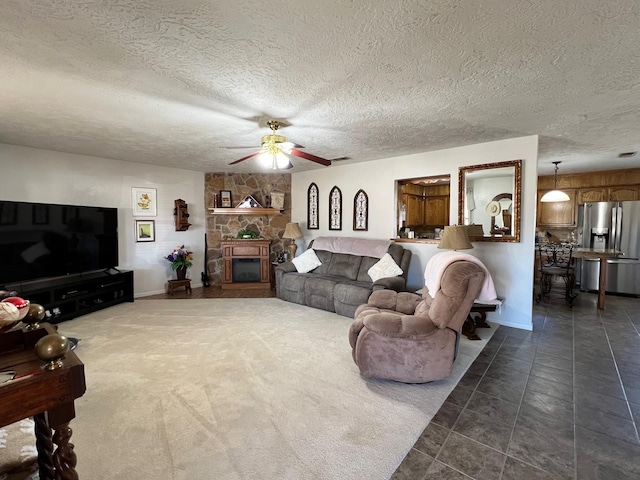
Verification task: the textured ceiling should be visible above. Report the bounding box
[1,0,639,175]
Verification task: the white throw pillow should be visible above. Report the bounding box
[292,249,322,273]
[368,253,403,282]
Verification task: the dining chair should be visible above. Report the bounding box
[536,242,577,306]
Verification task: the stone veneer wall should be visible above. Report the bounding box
[204,173,291,286]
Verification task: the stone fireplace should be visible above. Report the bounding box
[205,173,291,287]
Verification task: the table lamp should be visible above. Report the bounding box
[437,225,473,250]
[283,222,303,258]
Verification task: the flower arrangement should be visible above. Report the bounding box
[166,245,193,271]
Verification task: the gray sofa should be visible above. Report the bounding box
[275,239,412,317]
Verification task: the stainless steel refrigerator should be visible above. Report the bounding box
[578,200,640,295]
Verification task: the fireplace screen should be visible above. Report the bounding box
[232,258,261,283]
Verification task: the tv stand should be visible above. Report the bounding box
[103,267,122,275]
[4,270,134,324]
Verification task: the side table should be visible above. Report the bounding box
[0,324,86,480]
[167,279,192,295]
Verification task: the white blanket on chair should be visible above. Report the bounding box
[424,251,497,301]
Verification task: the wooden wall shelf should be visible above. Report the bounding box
[208,208,283,215]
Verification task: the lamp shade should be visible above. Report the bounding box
[438,225,473,250]
[283,222,303,239]
[540,190,571,202]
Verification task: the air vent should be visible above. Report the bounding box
[618,151,637,158]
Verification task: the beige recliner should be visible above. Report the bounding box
[348,261,485,383]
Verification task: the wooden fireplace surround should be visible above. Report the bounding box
[221,239,271,290]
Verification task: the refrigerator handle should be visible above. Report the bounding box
[611,206,617,250]
[612,206,622,252]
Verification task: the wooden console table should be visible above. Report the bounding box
[0,324,86,480]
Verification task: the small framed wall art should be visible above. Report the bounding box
[270,191,285,211]
[135,220,155,242]
[220,190,233,208]
[132,187,157,216]
[353,189,368,231]
[307,183,319,229]
[329,186,342,231]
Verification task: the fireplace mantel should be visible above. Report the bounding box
[221,239,271,290]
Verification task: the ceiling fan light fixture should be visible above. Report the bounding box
[540,161,570,202]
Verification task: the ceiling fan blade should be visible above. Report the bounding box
[228,151,261,165]
[290,149,332,166]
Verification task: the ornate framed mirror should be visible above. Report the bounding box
[458,159,522,242]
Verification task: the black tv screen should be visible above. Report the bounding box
[0,200,118,286]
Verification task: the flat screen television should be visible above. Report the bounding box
[0,200,118,286]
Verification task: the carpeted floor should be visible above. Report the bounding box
[52,298,495,480]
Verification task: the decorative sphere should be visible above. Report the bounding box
[35,334,70,363]
[1,297,30,320]
[24,303,46,323]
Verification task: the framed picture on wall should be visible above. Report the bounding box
[132,187,157,216]
[135,220,155,242]
[270,191,285,210]
[307,183,319,229]
[329,186,342,230]
[353,189,368,231]
[220,190,232,208]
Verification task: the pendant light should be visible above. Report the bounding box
[540,161,570,202]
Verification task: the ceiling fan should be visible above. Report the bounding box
[227,120,332,169]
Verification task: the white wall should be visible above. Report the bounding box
[292,136,539,331]
[0,144,205,296]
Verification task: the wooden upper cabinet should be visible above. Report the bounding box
[577,187,606,204]
[424,196,449,226]
[403,194,424,226]
[608,186,638,201]
[537,189,577,227]
[577,185,638,204]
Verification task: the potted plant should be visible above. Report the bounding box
[166,245,193,279]
[237,229,259,239]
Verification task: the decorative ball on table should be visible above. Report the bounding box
[35,334,70,370]
[1,296,30,320]
[0,302,21,333]
[0,296,30,332]
[22,303,46,330]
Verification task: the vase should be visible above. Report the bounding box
[176,267,187,280]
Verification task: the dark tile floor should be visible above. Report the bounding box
[392,289,640,480]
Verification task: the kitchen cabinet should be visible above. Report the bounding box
[577,186,638,204]
[424,196,449,226]
[608,186,638,201]
[403,193,424,226]
[537,189,577,227]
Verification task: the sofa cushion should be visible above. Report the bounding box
[310,250,333,275]
[367,253,403,282]
[304,276,339,311]
[292,248,322,273]
[327,253,362,281]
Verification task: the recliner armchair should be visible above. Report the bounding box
[348,261,485,383]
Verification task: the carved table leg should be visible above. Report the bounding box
[53,423,79,480]
[34,413,56,480]
[474,311,491,329]
[463,315,481,340]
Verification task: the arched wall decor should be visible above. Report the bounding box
[307,183,319,229]
[353,189,368,231]
[329,186,342,230]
